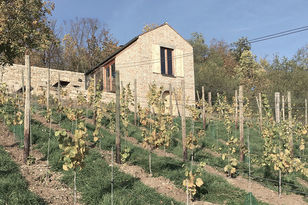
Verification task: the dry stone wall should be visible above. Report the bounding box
[1,64,86,100]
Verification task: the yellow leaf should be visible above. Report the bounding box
[183,179,187,186]
[94,137,99,142]
[63,164,69,171]
[230,167,236,174]
[196,178,204,187]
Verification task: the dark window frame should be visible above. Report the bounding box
[160,47,174,77]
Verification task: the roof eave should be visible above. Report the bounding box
[85,36,139,76]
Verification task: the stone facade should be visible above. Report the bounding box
[1,64,85,99]
[88,23,195,115]
[1,24,195,115]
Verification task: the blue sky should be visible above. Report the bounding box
[52,0,308,61]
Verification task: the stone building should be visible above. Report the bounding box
[1,23,195,115]
[86,23,195,115]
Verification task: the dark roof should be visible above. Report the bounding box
[85,36,138,75]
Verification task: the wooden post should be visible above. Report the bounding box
[181,80,187,161]
[287,91,293,155]
[288,91,291,123]
[305,99,307,125]
[23,55,31,164]
[239,85,244,162]
[258,93,263,132]
[134,79,138,125]
[57,73,60,103]
[46,65,50,111]
[21,68,25,101]
[202,86,206,129]
[169,83,173,116]
[208,92,212,107]
[93,74,97,125]
[282,96,285,121]
[115,71,121,164]
[235,90,238,129]
[275,92,280,123]
[274,92,281,197]
[196,90,200,102]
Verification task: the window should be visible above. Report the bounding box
[160,47,173,76]
[52,80,70,88]
[102,60,116,93]
[111,64,116,78]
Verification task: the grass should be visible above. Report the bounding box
[16,100,308,203]
[47,108,268,204]
[0,145,46,205]
[1,106,184,205]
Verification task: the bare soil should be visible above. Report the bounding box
[100,149,213,205]
[0,122,80,205]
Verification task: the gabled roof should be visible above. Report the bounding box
[85,23,190,76]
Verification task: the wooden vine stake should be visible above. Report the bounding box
[21,68,25,102]
[115,71,121,164]
[256,93,263,132]
[23,54,31,164]
[181,80,187,161]
[239,85,244,162]
[57,73,61,103]
[282,96,285,121]
[46,63,50,111]
[287,91,293,155]
[111,147,114,205]
[208,92,212,107]
[274,92,282,197]
[305,98,307,125]
[134,79,138,125]
[196,90,200,102]
[235,90,238,129]
[93,74,97,126]
[202,86,205,129]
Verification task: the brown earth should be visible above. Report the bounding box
[0,122,81,205]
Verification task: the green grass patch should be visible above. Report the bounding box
[0,146,46,205]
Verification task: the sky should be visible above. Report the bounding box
[52,0,308,61]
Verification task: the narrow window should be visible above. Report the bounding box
[111,64,116,78]
[160,47,166,74]
[106,67,110,78]
[167,49,172,75]
[160,47,173,76]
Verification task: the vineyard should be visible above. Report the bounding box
[0,67,308,205]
